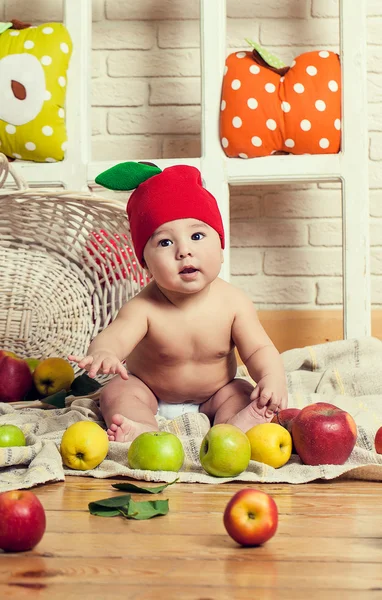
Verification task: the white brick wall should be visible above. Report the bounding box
[2,0,381,309]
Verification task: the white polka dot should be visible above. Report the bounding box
[247,97,258,110]
[251,136,262,147]
[319,138,330,149]
[43,27,54,34]
[24,40,34,50]
[45,157,57,162]
[58,76,66,87]
[319,51,330,58]
[42,126,53,136]
[265,83,276,93]
[44,90,52,101]
[285,139,295,148]
[221,100,226,111]
[41,56,52,66]
[306,65,317,76]
[294,83,305,94]
[334,119,341,130]
[60,42,69,54]
[249,64,260,74]
[231,79,241,90]
[280,77,285,83]
[238,153,248,159]
[281,101,291,113]
[9,30,20,36]
[25,142,36,151]
[300,119,311,131]
[315,100,326,112]
[58,108,65,119]
[61,141,68,151]
[291,60,296,68]
[266,119,277,131]
[5,124,16,134]
[224,65,228,75]
[328,80,339,92]
[236,52,246,58]
[12,153,21,159]
[221,138,229,148]
[232,116,242,128]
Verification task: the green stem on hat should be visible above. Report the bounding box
[245,38,286,69]
[95,161,162,191]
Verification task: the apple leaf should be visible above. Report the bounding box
[71,373,102,396]
[40,390,67,408]
[123,498,169,520]
[111,478,178,494]
[88,494,131,517]
[88,493,169,520]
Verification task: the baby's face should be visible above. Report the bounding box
[143,218,223,294]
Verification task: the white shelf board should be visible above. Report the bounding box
[226,154,343,185]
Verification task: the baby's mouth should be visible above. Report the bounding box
[179,267,198,274]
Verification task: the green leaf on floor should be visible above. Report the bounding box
[123,498,169,520]
[112,478,178,494]
[88,494,131,517]
[71,373,102,396]
[88,493,169,520]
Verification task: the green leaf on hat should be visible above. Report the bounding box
[0,22,13,34]
[245,39,286,69]
[95,161,162,191]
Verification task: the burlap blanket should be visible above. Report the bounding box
[1,337,382,492]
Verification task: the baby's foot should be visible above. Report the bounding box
[107,413,157,443]
[227,400,273,433]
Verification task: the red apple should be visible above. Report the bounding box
[0,351,33,402]
[223,489,278,547]
[375,426,382,454]
[292,402,357,466]
[272,408,301,452]
[0,490,46,552]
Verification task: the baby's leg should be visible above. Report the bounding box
[99,374,158,443]
[200,378,273,433]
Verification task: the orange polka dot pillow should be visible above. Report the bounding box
[0,21,72,162]
[220,46,341,158]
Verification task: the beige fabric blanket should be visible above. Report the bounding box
[1,337,382,492]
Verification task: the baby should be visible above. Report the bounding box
[69,164,288,442]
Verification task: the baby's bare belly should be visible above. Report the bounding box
[127,359,237,404]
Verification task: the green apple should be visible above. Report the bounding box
[0,424,26,447]
[128,431,185,472]
[25,358,41,374]
[199,424,251,477]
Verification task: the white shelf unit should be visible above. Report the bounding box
[15,0,371,340]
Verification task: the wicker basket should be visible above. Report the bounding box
[0,153,148,371]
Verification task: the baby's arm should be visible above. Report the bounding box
[231,289,288,414]
[68,297,148,379]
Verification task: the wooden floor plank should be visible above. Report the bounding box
[1,556,381,591]
[2,583,382,600]
[36,509,382,538]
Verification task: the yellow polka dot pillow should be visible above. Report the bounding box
[220,44,341,158]
[0,22,72,162]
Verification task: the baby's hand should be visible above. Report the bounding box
[250,375,288,418]
[68,351,129,380]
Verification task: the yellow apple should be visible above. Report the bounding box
[60,421,109,470]
[246,423,292,469]
[33,357,75,396]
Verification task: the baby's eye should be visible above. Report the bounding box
[159,239,172,247]
[191,232,205,241]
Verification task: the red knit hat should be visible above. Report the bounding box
[127,165,225,266]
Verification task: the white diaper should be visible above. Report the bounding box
[157,400,200,420]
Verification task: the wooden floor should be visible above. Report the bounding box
[1,477,382,599]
